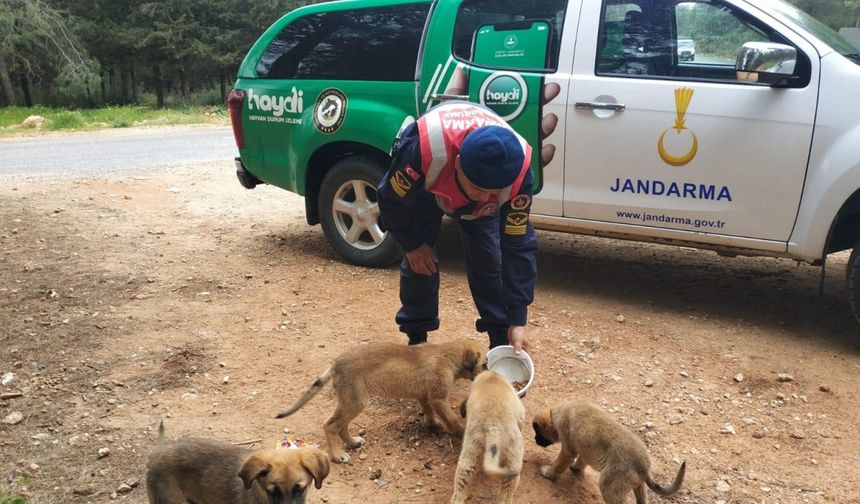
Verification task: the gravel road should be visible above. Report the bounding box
[0,125,235,176]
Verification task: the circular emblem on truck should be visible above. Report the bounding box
[314,89,347,134]
[479,72,528,121]
[504,35,518,49]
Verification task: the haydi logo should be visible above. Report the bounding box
[479,72,527,121]
[247,87,304,117]
[485,88,520,103]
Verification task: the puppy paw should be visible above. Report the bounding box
[451,422,466,437]
[331,452,351,464]
[347,436,365,449]
[423,418,442,431]
[539,465,557,480]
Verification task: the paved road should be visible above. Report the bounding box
[0,126,237,176]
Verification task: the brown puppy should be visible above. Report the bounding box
[146,422,329,504]
[451,371,524,504]
[275,339,486,463]
[533,401,685,504]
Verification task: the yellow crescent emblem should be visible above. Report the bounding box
[658,87,698,167]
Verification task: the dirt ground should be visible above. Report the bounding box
[1,151,859,504]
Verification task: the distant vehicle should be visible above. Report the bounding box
[678,38,695,61]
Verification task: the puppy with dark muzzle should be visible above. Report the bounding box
[146,422,330,504]
[275,339,487,463]
[533,401,685,504]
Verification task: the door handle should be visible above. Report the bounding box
[575,101,626,112]
[430,93,469,102]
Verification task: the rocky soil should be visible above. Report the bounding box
[1,160,858,504]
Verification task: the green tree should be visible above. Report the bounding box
[846,0,860,26]
[786,0,858,29]
[60,0,140,104]
[0,0,97,107]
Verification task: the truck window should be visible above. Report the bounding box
[256,3,431,81]
[596,0,802,83]
[453,0,567,71]
[674,2,768,67]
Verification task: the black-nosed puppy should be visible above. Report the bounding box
[275,339,487,463]
[146,422,329,504]
[533,401,685,504]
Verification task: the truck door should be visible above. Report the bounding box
[564,0,820,248]
[416,0,572,216]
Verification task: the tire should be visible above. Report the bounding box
[318,156,402,267]
[848,245,860,323]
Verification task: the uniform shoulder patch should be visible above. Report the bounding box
[510,194,531,210]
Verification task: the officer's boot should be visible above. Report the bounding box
[407,332,427,346]
[488,330,508,349]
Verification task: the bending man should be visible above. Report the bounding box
[378,101,537,354]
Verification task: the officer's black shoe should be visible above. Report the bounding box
[488,330,508,349]
[407,332,427,345]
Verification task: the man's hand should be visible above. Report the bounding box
[405,243,438,276]
[508,325,531,355]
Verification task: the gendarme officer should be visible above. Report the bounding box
[377,101,537,354]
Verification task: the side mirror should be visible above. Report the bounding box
[735,42,798,87]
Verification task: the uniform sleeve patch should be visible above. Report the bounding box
[389,170,412,198]
[511,194,531,210]
[504,211,529,235]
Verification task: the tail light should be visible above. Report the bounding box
[227,89,246,149]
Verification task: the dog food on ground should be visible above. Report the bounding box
[278,436,317,450]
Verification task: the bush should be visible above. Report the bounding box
[48,111,85,130]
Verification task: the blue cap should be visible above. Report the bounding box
[459,126,524,190]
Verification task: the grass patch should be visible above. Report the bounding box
[0,105,227,137]
[0,490,28,504]
[49,110,85,130]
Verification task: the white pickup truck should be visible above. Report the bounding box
[231,0,860,322]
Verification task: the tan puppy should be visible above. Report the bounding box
[451,371,524,504]
[146,422,330,504]
[275,339,486,463]
[533,401,685,504]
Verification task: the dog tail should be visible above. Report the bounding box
[645,461,686,496]
[482,432,519,479]
[274,367,333,419]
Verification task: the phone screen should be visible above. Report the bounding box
[468,20,553,191]
[472,21,551,71]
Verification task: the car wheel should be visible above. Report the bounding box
[318,156,401,267]
[848,244,860,323]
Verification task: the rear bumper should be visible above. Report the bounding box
[235,157,264,189]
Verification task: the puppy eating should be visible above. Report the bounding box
[275,339,487,463]
[451,371,524,504]
[146,422,330,504]
[533,401,685,504]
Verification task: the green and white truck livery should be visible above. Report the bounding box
[228,0,860,322]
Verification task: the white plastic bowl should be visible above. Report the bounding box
[486,345,534,397]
